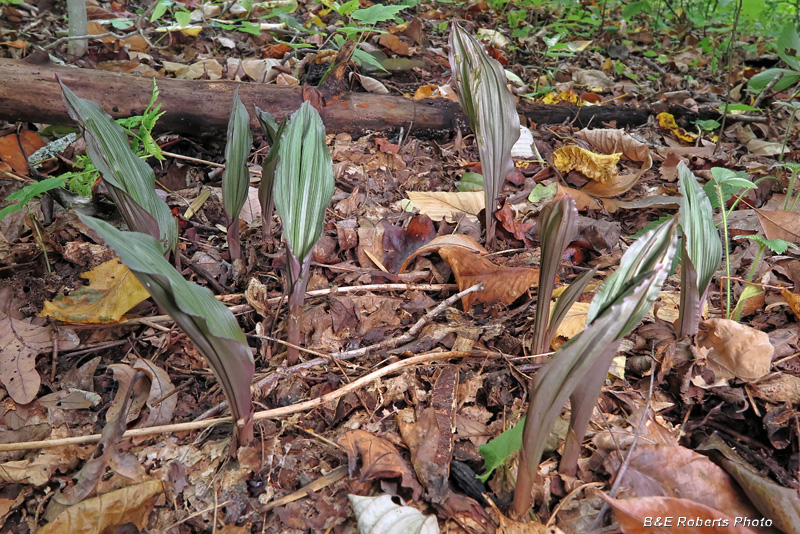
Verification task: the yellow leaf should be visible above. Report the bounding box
[656,112,697,143]
[40,258,150,324]
[405,191,484,222]
[551,301,591,349]
[552,145,621,183]
[780,289,800,321]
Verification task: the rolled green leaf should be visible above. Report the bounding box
[79,214,255,451]
[255,107,288,243]
[222,89,253,262]
[532,196,580,354]
[677,162,722,337]
[449,20,520,248]
[587,216,679,333]
[273,101,335,267]
[517,217,677,514]
[60,81,177,254]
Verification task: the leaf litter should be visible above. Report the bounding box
[1,1,799,533]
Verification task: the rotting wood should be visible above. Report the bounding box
[1,58,652,138]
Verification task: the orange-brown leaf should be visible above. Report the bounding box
[438,246,539,310]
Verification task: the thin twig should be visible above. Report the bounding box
[43,31,127,50]
[0,350,479,452]
[753,72,784,108]
[200,283,484,420]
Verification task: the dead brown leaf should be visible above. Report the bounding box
[0,312,79,404]
[406,191,484,222]
[695,319,774,385]
[40,480,163,534]
[398,233,487,273]
[756,209,800,244]
[554,183,602,211]
[599,494,759,534]
[437,246,539,310]
[337,429,423,501]
[0,130,45,173]
[604,444,764,523]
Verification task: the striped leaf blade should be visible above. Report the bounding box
[60,81,177,253]
[79,214,255,449]
[273,101,334,264]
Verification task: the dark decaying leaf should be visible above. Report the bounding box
[382,214,437,273]
[698,434,800,534]
[78,214,255,451]
[59,81,177,254]
[337,429,423,501]
[222,88,253,261]
[449,20,520,248]
[396,365,458,504]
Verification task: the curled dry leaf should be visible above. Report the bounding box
[349,494,439,534]
[245,278,270,318]
[554,183,602,211]
[437,245,539,310]
[338,429,423,501]
[695,319,774,386]
[552,145,621,183]
[405,191,485,223]
[578,128,655,198]
[40,258,150,324]
[598,494,759,534]
[0,312,79,404]
[39,480,163,534]
[398,233,487,273]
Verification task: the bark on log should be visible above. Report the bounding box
[0,58,650,139]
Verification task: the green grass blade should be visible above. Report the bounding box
[79,214,255,450]
[60,81,177,253]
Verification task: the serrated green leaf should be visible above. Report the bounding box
[0,176,68,221]
[273,101,334,264]
[60,82,177,253]
[78,214,254,449]
[735,234,798,254]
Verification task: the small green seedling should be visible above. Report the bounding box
[732,234,799,320]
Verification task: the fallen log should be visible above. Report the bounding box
[0,58,651,138]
